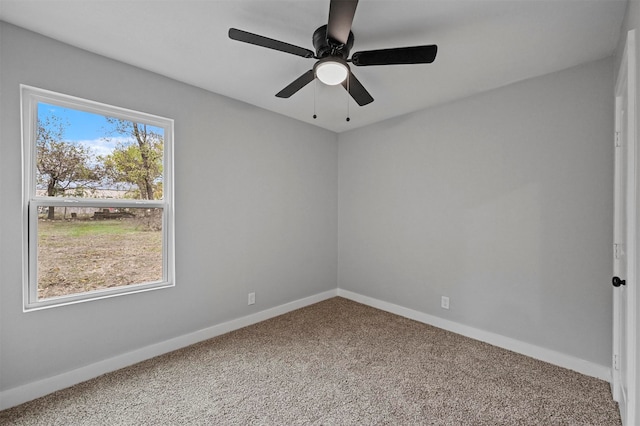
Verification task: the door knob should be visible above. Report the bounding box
[612,276,626,287]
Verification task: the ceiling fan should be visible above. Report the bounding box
[228,0,437,107]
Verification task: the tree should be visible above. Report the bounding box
[36,115,101,219]
[101,119,163,200]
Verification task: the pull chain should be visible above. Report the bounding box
[346,73,351,122]
[312,77,352,122]
[313,79,318,119]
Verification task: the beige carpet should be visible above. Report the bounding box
[0,297,621,425]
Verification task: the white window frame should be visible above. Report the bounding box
[21,85,175,311]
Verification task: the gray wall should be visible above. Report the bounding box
[0,22,338,392]
[338,58,614,366]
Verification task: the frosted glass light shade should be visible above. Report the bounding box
[315,60,349,85]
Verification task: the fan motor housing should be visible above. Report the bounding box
[313,25,354,59]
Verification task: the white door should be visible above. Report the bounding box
[613,75,632,424]
[613,29,637,426]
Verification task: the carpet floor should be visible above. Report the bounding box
[0,297,621,425]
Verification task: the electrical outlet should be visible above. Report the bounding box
[441,296,450,310]
[248,292,255,305]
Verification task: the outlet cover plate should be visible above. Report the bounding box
[441,296,450,310]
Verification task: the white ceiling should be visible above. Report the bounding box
[0,0,628,133]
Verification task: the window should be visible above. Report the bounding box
[21,85,174,310]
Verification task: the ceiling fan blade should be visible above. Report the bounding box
[276,70,315,98]
[229,28,315,59]
[351,45,438,66]
[342,71,373,106]
[327,0,358,45]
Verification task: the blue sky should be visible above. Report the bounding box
[38,102,114,141]
[37,102,163,157]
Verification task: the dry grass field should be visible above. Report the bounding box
[37,219,163,299]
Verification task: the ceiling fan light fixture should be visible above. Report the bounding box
[315,58,349,85]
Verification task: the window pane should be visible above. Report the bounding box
[36,102,164,201]
[23,86,174,310]
[37,207,163,300]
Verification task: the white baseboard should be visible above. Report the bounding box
[0,289,338,411]
[337,289,611,382]
[1,288,611,411]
